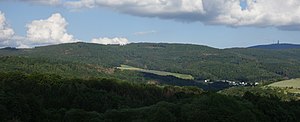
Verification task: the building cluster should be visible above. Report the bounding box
[204,79,259,86]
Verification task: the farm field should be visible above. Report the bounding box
[269,78,300,88]
[117,65,194,80]
[269,78,300,94]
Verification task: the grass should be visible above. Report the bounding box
[268,78,300,94]
[117,65,194,80]
[269,78,300,88]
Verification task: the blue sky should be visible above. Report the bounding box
[0,0,300,48]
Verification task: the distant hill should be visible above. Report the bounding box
[1,42,300,84]
[0,47,18,51]
[249,43,300,49]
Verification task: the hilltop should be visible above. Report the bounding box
[249,43,300,49]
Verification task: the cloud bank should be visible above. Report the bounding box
[26,13,78,46]
[0,11,15,47]
[1,12,78,48]
[17,0,61,5]
[0,11,129,48]
[65,0,300,31]
[91,37,129,45]
[133,30,157,36]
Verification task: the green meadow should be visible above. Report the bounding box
[117,65,194,80]
[269,78,300,88]
[269,78,300,94]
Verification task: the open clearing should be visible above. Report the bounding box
[269,78,300,88]
[117,65,194,80]
[269,78,300,94]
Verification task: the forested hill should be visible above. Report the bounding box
[1,72,299,122]
[1,42,300,82]
[249,43,300,49]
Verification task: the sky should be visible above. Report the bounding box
[0,0,300,48]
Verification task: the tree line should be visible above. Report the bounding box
[0,72,299,122]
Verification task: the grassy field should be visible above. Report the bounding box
[269,78,300,94]
[117,65,194,80]
[269,78,300,88]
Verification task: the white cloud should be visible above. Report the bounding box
[0,11,16,47]
[17,0,61,5]
[202,0,300,28]
[26,13,78,46]
[1,11,129,48]
[91,37,129,45]
[3,12,80,48]
[65,0,300,30]
[0,12,14,40]
[64,0,95,8]
[65,0,205,21]
[133,30,156,36]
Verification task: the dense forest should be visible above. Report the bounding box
[1,72,300,122]
[1,42,300,83]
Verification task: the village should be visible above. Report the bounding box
[204,79,259,87]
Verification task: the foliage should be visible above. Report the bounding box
[219,86,297,101]
[1,42,300,82]
[0,72,300,122]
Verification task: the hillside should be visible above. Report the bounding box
[269,79,300,95]
[1,42,300,83]
[1,72,300,122]
[1,43,300,121]
[269,79,300,88]
[249,43,300,49]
